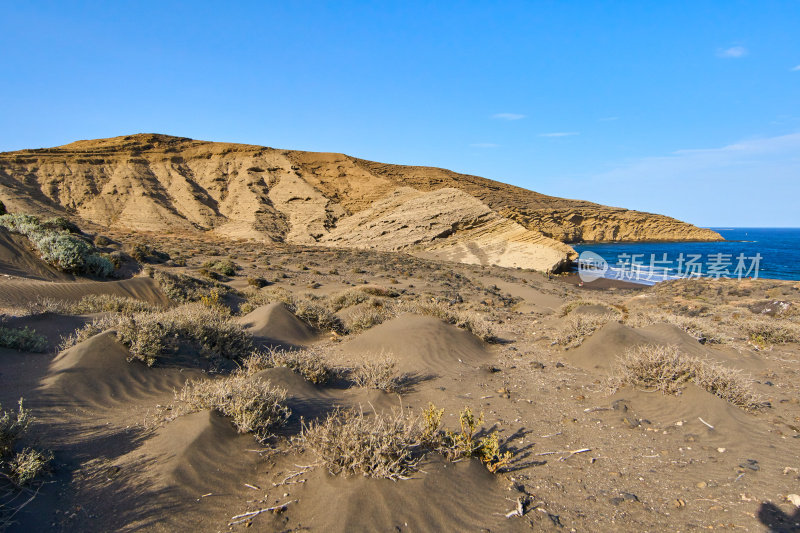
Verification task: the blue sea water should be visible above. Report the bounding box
[572,228,800,284]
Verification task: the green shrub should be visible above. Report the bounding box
[203,259,238,276]
[0,326,47,353]
[0,214,113,277]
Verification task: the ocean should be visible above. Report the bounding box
[572,228,800,284]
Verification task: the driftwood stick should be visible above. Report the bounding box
[229,500,297,525]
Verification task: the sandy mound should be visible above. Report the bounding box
[0,227,71,281]
[40,331,191,408]
[0,276,169,308]
[567,321,652,371]
[571,303,615,316]
[116,409,259,491]
[611,384,770,457]
[340,313,490,375]
[236,303,316,348]
[261,455,520,533]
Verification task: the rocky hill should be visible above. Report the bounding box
[0,134,722,272]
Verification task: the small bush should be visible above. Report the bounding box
[93,235,112,246]
[0,400,30,457]
[128,242,170,263]
[151,270,230,303]
[292,297,345,334]
[58,315,122,351]
[553,313,615,348]
[203,259,238,276]
[241,347,333,385]
[0,399,50,486]
[328,286,398,312]
[613,345,763,411]
[344,303,393,333]
[247,277,268,288]
[350,356,405,393]
[0,326,47,353]
[175,376,290,441]
[9,448,52,485]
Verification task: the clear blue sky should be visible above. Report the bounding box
[1,2,798,227]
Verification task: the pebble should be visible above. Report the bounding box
[717,447,726,453]
[696,481,707,489]
[530,361,545,369]
[673,499,686,508]
[788,494,800,507]
[739,459,760,471]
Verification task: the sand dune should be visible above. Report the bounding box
[0,276,169,308]
[236,303,317,348]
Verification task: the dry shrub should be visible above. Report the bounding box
[0,400,50,486]
[151,270,230,304]
[62,304,252,365]
[344,302,394,333]
[298,407,422,480]
[297,404,513,480]
[558,299,623,318]
[0,326,47,353]
[27,294,158,316]
[328,286,398,312]
[115,303,252,366]
[741,317,800,348]
[175,375,290,441]
[241,347,333,385]
[613,345,763,411]
[8,448,52,485]
[58,314,122,351]
[625,311,729,344]
[553,313,615,348]
[350,356,404,393]
[292,297,345,333]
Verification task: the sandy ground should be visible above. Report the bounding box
[1,231,799,532]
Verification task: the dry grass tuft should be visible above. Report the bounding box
[558,299,624,318]
[175,375,290,441]
[553,313,616,348]
[344,301,394,333]
[0,399,51,486]
[613,344,763,411]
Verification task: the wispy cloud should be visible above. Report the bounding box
[561,133,800,226]
[469,142,499,148]
[792,65,800,71]
[718,46,747,58]
[539,132,579,137]
[491,113,525,120]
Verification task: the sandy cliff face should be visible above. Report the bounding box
[0,134,722,272]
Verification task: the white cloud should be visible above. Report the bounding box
[491,113,525,120]
[539,132,579,137]
[792,65,800,71]
[470,142,499,148]
[718,46,747,58]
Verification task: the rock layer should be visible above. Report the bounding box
[0,134,722,272]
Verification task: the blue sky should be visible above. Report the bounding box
[1,2,798,226]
